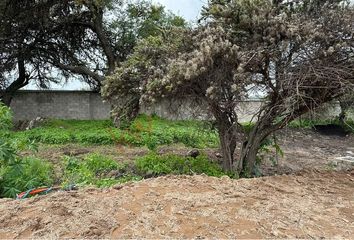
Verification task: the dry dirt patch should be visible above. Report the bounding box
[0,170,353,239]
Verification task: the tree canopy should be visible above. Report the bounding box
[104,0,354,175]
[0,0,186,105]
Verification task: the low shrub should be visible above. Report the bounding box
[135,153,232,178]
[0,103,12,131]
[0,157,54,198]
[61,153,137,187]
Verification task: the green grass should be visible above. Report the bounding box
[61,153,141,188]
[12,115,219,149]
[8,114,354,199]
[135,153,234,178]
[59,152,234,190]
[2,107,228,198]
[1,151,234,198]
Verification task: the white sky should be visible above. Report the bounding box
[153,0,205,21]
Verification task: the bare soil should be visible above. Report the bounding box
[0,170,353,239]
[2,128,353,239]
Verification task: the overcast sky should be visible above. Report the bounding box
[153,0,205,21]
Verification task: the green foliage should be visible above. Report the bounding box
[0,104,53,198]
[0,157,54,198]
[58,152,235,189]
[241,122,255,134]
[61,153,137,187]
[289,119,331,129]
[12,115,219,149]
[0,103,12,131]
[135,153,232,178]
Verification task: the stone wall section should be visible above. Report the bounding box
[9,90,354,122]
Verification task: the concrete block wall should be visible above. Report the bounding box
[9,90,354,122]
[10,91,111,121]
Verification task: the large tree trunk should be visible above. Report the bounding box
[211,104,242,172]
[339,100,349,124]
[239,127,268,176]
[238,115,281,176]
[218,123,237,172]
[0,59,29,107]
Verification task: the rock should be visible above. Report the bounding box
[215,152,222,158]
[63,149,90,156]
[187,149,200,158]
[15,117,46,130]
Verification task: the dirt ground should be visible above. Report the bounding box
[262,128,354,175]
[0,170,353,239]
[1,128,353,239]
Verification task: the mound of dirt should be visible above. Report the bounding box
[0,170,353,239]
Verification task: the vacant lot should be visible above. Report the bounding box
[1,117,353,238]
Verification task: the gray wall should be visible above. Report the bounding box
[9,90,354,122]
[10,91,111,121]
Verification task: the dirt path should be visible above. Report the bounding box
[1,170,353,239]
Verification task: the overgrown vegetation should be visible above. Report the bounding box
[60,152,234,189]
[12,115,219,149]
[3,100,354,198]
[2,104,234,198]
[0,104,54,198]
[135,153,233,178]
[61,153,141,188]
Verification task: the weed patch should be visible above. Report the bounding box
[12,115,219,149]
[135,153,234,178]
[61,153,137,188]
[0,157,54,198]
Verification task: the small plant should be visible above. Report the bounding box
[61,153,136,188]
[0,157,54,198]
[135,153,233,178]
[0,103,12,131]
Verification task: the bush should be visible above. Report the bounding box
[0,104,53,198]
[135,153,232,178]
[61,153,138,187]
[0,157,54,198]
[0,103,12,131]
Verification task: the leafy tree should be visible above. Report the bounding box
[0,0,186,106]
[200,0,354,175]
[106,0,354,175]
[103,27,192,127]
